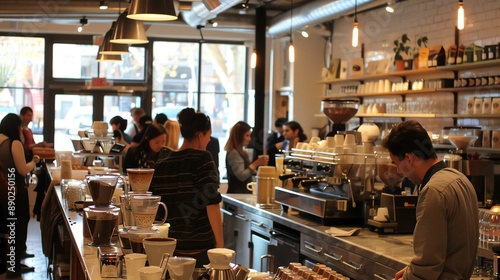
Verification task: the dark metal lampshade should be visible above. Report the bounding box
[111,10,149,45]
[100,22,130,55]
[127,0,178,21]
[96,48,122,62]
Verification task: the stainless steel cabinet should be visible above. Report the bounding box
[221,202,251,267]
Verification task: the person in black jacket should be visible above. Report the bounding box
[266,117,287,166]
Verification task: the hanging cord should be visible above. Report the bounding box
[197,25,205,43]
[289,0,293,37]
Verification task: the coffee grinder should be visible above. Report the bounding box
[322,99,360,141]
[444,127,494,207]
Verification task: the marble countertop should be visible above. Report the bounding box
[222,194,414,270]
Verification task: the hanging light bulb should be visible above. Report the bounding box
[352,19,359,47]
[289,41,295,63]
[77,17,87,33]
[251,48,257,69]
[352,0,359,47]
[457,0,464,30]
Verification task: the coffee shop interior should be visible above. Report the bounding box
[2,0,500,279]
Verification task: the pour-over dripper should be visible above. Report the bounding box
[168,257,196,280]
[84,205,120,246]
[127,168,155,194]
[85,174,120,207]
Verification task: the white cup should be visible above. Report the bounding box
[246,182,257,195]
[374,207,389,222]
[326,137,336,148]
[334,135,344,147]
[156,223,170,238]
[343,134,356,146]
[124,253,147,280]
[139,266,163,280]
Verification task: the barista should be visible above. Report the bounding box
[382,120,478,280]
[276,121,307,151]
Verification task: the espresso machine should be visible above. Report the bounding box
[275,99,377,225]
[444,127,494,207]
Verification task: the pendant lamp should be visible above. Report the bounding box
[457,0,464,30]
[250,48,257,69]
[111,10,149,44]
[100,22,130,55]
[127,0,178,21]
[352,0,359,47]
[96,44,122,62]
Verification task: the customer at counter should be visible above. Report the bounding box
[122,123,169,174]
[110,115,132,144]
[130,115,153,148]
[125,107,145,139]
[151,108,223,267]
[225,121,269,193]
[20,106,53,161]
[164,119,181,150]
[0,113,40,277]
[382,120,478,280]
[276,121,307,151]
[266,117,287,166]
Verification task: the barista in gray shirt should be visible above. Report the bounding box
[381,120,478,280]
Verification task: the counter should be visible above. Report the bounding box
[221,194,495,277]
[52,185,122,280]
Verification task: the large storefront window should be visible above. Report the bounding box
[0,36,45,135]
[53,43,145,80]
[152,41,247,177]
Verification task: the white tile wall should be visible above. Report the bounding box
[329,0,500,134]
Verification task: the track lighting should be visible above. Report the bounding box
[99,0,108,10]
[385,1,394,13]
[301,30,309,38]
[457,0,464,30]
[78,17,87,33]
[208,20,218,27]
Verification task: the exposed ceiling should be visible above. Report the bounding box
[0,0,388,38]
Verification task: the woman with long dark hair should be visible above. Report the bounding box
[122,123,169,174]
[0,113,40,277]
[150,108,223,267]
[224,121,268,193]
[276,120,307,151]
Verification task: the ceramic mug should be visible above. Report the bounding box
[246,182,257,195]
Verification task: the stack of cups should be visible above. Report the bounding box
[255,166,277,208]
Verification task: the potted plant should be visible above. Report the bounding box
[412,35,428,69]
[393,34,412,71]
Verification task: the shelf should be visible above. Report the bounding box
[436,59,500,71]
[436,85,500,92]
[315,113,500,119]
[317,59,500,86]
[317,68,448,85]
[321,89,437,99]
[434,144,500,154]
